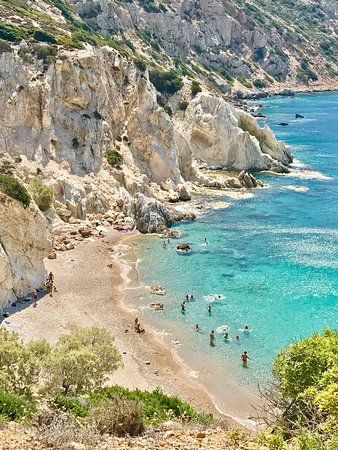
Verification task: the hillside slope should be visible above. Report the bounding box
[67,0,338,93]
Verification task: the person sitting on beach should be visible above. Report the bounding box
[134,317,139,330]
[195,324,201,332]
[210,330,215,343]
[136,322,145,334]
[241,351,250,367]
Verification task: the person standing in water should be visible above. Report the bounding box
[181,302,186,313]
[208,305,212,315]
[204,238,209,245]
[209,330,215,344]
[195,324,201,332]
[241,351,250,367]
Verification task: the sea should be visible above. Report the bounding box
[134,92,338,419]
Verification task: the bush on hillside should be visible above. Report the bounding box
[106,148,123,168]
[0,173,30,207]
[134,57,147,72]
[149,69,183,95]
[267,329,338,440]
[253,78,266,89]
[88,397,144,436]
[0,391,35,421]
[178,100,189,111]
[191,80,202,95]
[33,30,57,44]
[28,177,54,212]
[44,326,121,395]
[0,38,12,53]
[31,44,58,63]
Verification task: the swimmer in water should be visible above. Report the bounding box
[223,332,229,340]
[244,325,249,331]
[210,330,215,344]
[241,351,250,367]
[195,324,201,332]
[204,238,209,245]
[208,305,212,314]
[236,335,240,341]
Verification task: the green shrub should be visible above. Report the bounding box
[31,44,58,63]
[149,69,183,95]
[96,386,213,426]
[28,177,54,212]
[178,100,189,111]
[253,78,266,89]
[88,397,144,436]
[72,137,79,149]
[191,80,202,95]
[0,38,12,53]
[163,106,172,117]
[33,30,57,44]
[44,326,121,395]
[52,394,90,418]
[106,149,123,168]
[134,57,147,72]
[0,173,30,207]
[272,329,338,437]
[0,391,35,421]
[237,76,253,88]
[0,20,27,42]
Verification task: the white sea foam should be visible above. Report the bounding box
[203,294,226,303]
[286,169,333,181]
[282,185,309,193]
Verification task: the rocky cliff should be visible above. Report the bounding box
[68,0,338,93]
[0,193,52,305]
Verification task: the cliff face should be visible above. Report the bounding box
[0,194,52,305]
[68,0,338,91]
[0,45,290,225]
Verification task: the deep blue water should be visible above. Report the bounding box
[136,92,338,393]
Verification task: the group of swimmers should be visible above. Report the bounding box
[184,297,251,366]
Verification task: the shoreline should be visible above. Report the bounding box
[3,229,253,430]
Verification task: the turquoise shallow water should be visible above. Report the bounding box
[136,92,338,407]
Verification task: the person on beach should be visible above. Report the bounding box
[33,289,38,308]
[134,317,139,330]
[195,324,201,332]
[241,351,250,367]
[181,302,186,313]
[48,272,54,283]
[136,323,145,334]
[208,305,212,315]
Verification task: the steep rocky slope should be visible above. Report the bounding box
[0,193,51,304]
[68,0,338,93]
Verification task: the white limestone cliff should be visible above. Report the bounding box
[0,193,52,306]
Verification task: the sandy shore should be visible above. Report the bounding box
[3,229,249,429]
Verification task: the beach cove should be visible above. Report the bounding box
[3,92,337,429]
